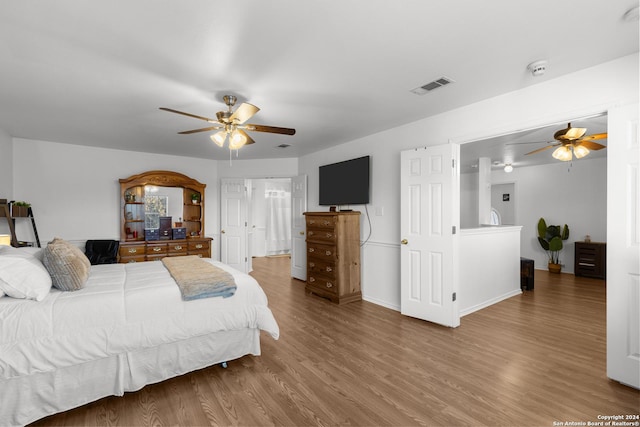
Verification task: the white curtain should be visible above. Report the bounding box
[265,180,291,255]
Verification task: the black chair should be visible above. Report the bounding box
[85,240,119,265]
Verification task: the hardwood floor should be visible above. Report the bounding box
[32,257,639,426]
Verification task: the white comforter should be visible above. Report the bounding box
[0,260,279,380]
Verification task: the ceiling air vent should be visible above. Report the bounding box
[410,76,455,95]
[277,144,291,148]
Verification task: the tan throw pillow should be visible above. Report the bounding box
[43,237,91,291]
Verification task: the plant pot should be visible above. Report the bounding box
[12,206,29,217]
[548,262,562,274]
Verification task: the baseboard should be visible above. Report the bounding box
[459,289,522,317]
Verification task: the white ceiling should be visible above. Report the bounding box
[0,1,637,162]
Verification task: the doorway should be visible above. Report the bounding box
[220,176,306,275]
[250,178,292,258]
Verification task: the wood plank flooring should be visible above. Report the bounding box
[32,257,639,426]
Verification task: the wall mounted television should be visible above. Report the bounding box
[319,155,370,206]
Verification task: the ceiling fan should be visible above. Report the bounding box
[160,95,296,150]
[524,123,607,161]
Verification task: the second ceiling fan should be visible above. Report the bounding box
[160,95,296,150]
[524,123,607,161]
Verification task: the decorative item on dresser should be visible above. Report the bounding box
[304,211,361,304]
[119,171,212,262]
[574,241,606,279]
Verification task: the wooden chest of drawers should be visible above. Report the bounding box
[574,241,606,279]
[118,237,212,263]
[304,212,361,304]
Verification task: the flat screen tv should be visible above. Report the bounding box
[319,156,370,206]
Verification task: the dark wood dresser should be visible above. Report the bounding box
[574,241,606,279]
[304,212,361,304]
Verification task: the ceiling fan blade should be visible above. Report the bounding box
[245,124,296,135]
[562,127,587,140]
[578,132,607,141]
[159,107,216,123]
[229,103,260,124]
[525,143,560,155]
[178,126,223,135]
[578,141,606,150]
[236,129,256,145]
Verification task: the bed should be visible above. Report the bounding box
[0,241,280,426]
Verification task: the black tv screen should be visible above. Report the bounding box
[319,156,370,206]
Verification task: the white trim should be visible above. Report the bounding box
[459,289,522,317]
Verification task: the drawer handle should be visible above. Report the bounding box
[153,247,162,252]
[325,250,332,256]
[174,245,182,250]
[326,266,332,272]
[309,262,315,267]
[323,221,330,226]
[127,259,137,263]
[309,277,315,282]
[326,233,333,238]
[309,220,315,224]
[309,248,315,253]
[128,248,137,254]
[195,244,203,249]
[326,282,333,288]
[197,254,203,258]
[308,231,314,236]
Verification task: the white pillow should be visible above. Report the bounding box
[0,250,52,301]
[0,289,5,298]
[0,245,43,261]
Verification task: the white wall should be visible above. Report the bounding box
[218,157,298,179]
[3,139,299,261]
[4,139,219,247]
[491,156,607,274]
[0,127,13,199]
[299,53,638,310]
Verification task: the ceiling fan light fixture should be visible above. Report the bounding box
[573,144,590,159]
[552,145,573,161]
[228,130,247,150]
[504,164,513,173]
[211,131,227,147]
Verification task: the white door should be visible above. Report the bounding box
[607,103,640,389]
[291,175,307,280]
[400,144,460,328]
[220,178,247,273]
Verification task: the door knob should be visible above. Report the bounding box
[299,231,305,235]
[221,230,225,234]
[401,239,408,245]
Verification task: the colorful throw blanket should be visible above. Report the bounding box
[162,256,237,300]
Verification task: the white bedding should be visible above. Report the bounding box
[0,259,279,424]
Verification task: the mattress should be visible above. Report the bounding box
[0,259,280,380]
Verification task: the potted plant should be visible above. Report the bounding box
[191,193,200,204]
[537,217,569,273]
[12,201,31,217]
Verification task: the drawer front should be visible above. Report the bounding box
[308,258,336,279]
[307,273,338,295]
[168,242,188,254]
[307,243,337,260]
[119,255,146,264]
[119,244,145,257]
[306,228,337,244]
[306,216,337,229]
[188,240,210,252]
[146,243,167,255]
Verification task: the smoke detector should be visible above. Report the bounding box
[527,60,548,76]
